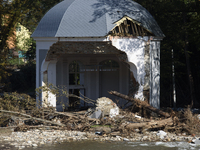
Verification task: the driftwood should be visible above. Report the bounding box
[0,109,66,127]
[53,111,99,122]
[41,109,98,122]
[52,111,79,119]
[0,95,196,136]
[0,109,100,132]
[125,117,173,131]
[109,91,170,118]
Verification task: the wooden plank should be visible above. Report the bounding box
[115,26,119,35]
[134,23,139,36]
[124,20,129,35]
[141,27,145,36]
[138,26,142,35]
[118,25,122,33]
[114,28,117,34]
[119,24,124,36]
[130,22,135,36]
[124,19,127,25]
[112,29,115,34]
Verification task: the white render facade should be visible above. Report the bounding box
[32,0,164,110]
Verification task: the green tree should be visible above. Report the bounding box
[0,0,38,83]
[0,0,62,87]
[25,38,36,62]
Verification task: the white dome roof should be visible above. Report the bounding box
[32,0,164,38]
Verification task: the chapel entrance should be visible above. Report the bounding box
[99,60,119,101]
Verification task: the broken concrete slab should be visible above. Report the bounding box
[96,97,120,117]
[88,110,102,119]
[110,107,119,118]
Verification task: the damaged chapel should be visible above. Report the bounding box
[32,0,165,111]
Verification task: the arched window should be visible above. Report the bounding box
[69,61,84,85]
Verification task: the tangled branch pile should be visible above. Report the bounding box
[0,91,200,137]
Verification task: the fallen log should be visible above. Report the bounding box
[109,91,170,118]
[125,117,173,130]
[53,111,79,119]
[54,111,99,122]
[0,109,66,127]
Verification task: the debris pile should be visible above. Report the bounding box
[90,97,119,118]
[0,91,200,140]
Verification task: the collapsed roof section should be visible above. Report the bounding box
[109,16,154,37]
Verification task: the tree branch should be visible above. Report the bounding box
[109,91,170,118]
[0,109,66,127]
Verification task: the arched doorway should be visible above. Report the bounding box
[99,60,119,101]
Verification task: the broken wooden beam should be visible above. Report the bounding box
[125,117,173,130]
[109,91,170,118]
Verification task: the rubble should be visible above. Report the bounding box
[89,110,102,119]
[88,97,119,119]
[110,107,119,118]
[96,97,119,117]
[0,91,200,149]
[157,130,167,139]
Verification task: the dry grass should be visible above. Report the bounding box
[0,92,36,127]
[183,107,200,135]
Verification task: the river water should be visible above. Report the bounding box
[3,141,199,150]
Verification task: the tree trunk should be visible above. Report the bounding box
[183,12,195,108]
[109,91,170,118]
[125,117,173,130]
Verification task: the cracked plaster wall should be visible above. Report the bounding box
[150,40,160,109]
[38,37,160,109]
[111,37,148,100]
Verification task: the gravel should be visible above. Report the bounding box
[0,129,197,149]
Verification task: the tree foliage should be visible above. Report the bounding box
[134,0,200,108]
[0,0,62,86]
[0,0,63,52]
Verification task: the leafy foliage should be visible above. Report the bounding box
[0,92,35,111]
[25,38,36,62]
[0,0,62,91]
